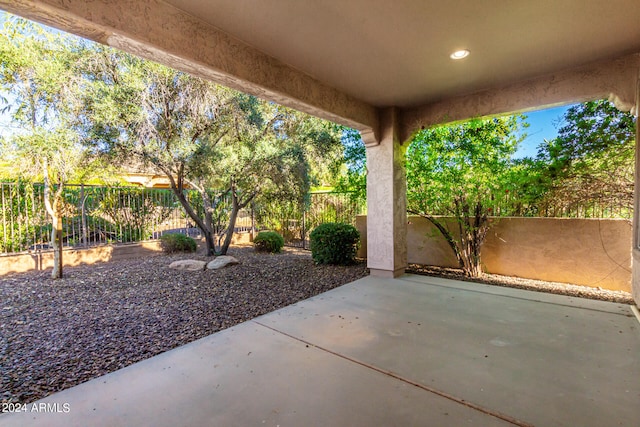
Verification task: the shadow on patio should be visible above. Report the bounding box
[1,274,638,427]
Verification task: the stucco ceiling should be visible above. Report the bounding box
[163,0,640,108]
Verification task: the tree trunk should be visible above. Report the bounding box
[51,214,63,279]
[219,200,238,255]
[220,183,257,256]
[162,166,222,256]
[200,188,218,256]
[166,185,216,256]
[408,207,488,278]
[202,229,216,256]
[42,159,64,279]
[408,210,466,271]
[219,189,240,255]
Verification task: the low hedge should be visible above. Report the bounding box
[254,231,285,253]
[309,222,360,265]
[159,233,197,253]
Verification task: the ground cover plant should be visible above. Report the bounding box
[0,246,368,405]
[253,231,285,253]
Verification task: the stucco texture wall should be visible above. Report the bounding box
[0,233,253,276]
[356,216,632,292]
[0,241,164,276]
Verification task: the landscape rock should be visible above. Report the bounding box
[207,256,240,270]
[169,259,207,271]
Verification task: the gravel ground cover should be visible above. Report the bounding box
[407,264,635,304]
[1,246,635,405]
[1,246,368,405]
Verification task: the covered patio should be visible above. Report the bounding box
[1,1,639,293]
[1,1,640,426]
[1,274,639,426]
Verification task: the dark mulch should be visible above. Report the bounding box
[0,246,368,405]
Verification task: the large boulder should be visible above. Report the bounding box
[207,256,240,270]
[169,260,207,271]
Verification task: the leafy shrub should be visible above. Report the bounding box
[254,231,285,253]
[160,233,197,253]
[97,187,173,243]
[309,222,360,265]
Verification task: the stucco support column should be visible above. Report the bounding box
[362,107,407,278]
[633,76,640,307]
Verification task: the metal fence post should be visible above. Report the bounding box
[250,201,256,241]
[302,206,306,250]
[80,183,88,247]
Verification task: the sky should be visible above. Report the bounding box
[515,105,572,159]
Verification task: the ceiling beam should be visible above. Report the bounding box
[0,0,380,139]
[401,53,640,142]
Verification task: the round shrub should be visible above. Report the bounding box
[160,233,197,253]
[309,223,360,265]
[254,231,285,253]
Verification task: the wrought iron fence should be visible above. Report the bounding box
[0,182,194,254]
[2,178,632,256]
[253,191,365,248]
[483,189,632,220]
[1,182,47,253]
[418,187,632,221]
[0,183,363,255]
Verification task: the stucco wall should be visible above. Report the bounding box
[0,241,164,276]
[0,233,253,276]
[356,216,632,292]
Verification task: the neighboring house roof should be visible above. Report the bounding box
[121,172,190,189]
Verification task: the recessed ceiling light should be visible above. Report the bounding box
[450,49,470,60]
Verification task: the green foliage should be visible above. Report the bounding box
[0,15,107,277]
[254,198,304,242]
[0,13,347,258]
[95,187,173,242]
[516,100,636,218]
[334,128,367,204]
[406,116,525,276]
[309,222,360,265]
[159,233,197,253]
[253,231,285,253]
[0,13,352,259]
[80,46,343,256]
[552,100,635,161]
[407,117,523,215]
[305,192,364,231]
[499,101,636,218]
[0,15,96,183]
[0,182,47,252]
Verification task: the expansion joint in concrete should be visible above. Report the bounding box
[252,320,534,427]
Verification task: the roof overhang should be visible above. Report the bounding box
[1,0,639,144]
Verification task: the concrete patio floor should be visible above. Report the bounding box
[1,274,639,427]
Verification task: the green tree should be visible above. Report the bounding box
[81,48,235,255]
[0,16,92,278]
[282,115,345,189]
[334,128,367,202]
[81,47,341,255]
[406,116,525,277]
[95,187,173,243]
[526,100,636,217]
